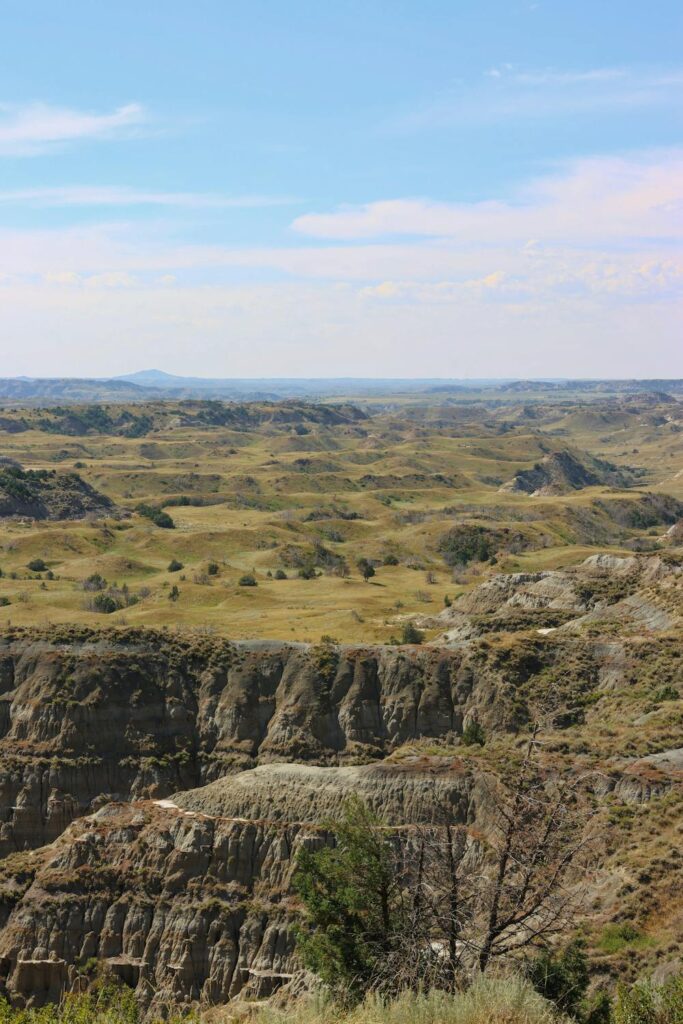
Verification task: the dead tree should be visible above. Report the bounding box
[473,735,593,971]
[376,732,594,991]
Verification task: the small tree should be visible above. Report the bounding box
[527,938,590,1018]
[294,797,400,1003]
[168,585,180,602]
[401,621,424,645]
[168,559,183,573]
[357,558,375,582]
[462,721,486,746]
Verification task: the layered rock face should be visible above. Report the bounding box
[0,628,531,853]
[0,757,495,1011]
[0,800,308,1008]
[0,626,680,1009]
[429,554,683,642]
[0,627,678,854]
[171,758,493,824]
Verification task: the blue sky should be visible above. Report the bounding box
[0,0,681,377]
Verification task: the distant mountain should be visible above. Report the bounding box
[0,372,680,408]
[115,371,511,397]
[0,377,156,405]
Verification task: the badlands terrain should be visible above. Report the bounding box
[0,380,679,1012]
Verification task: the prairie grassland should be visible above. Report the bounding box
[0,393,680,641]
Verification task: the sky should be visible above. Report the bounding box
[0,0,681,379]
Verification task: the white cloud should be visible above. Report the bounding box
[0,185,296,208]
[0,102,146,155]
[292,150,683,245]
[0,148,679,377]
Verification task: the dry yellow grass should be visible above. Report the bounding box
[0,398,680,641]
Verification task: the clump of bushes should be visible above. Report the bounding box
[85,581,141,615]
[392,621,424,645]
[136,503,175,529]
[438,525,493,568]
[238,574,257,587]
[27,558,48,572]
[82,573,106,592]
[298,565,319,580]
[167,559,184,573]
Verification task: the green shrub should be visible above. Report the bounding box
[238,574,258,587]
[275,569,288,580]
[462,721,486,747]
[614,975,683,1024]
[27,558,47,572]
[357,558,376,582]
[167,559,184,573]
[527,938,589,1017]
[653,685,679,702]
[438,525,493,568]
[294,796,399,1002]
[298,566,318,579]
[92,593,118,614]
[0,985,144,1024]
[401,621,424,645]
[207,561,220,575]
[82,573,107,592]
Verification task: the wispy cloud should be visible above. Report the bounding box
[292,149,683,244]
[0,149,679,377]
[0,102,146,155]
[0,185,297,208]
[388,66,683,131]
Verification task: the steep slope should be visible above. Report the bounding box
[0,625,679,1009]
[0,460,115,520]
[500,448,639,496]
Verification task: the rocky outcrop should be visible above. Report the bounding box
[0,460,115,520]
[0,754,501,1011]
[171,758,493,825]
[0,625,678,854]
[431,553,683,642]
[0,624,677,1008]
[500,448,637,496]
[0,801,307,1009]
[0,628,528,853]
